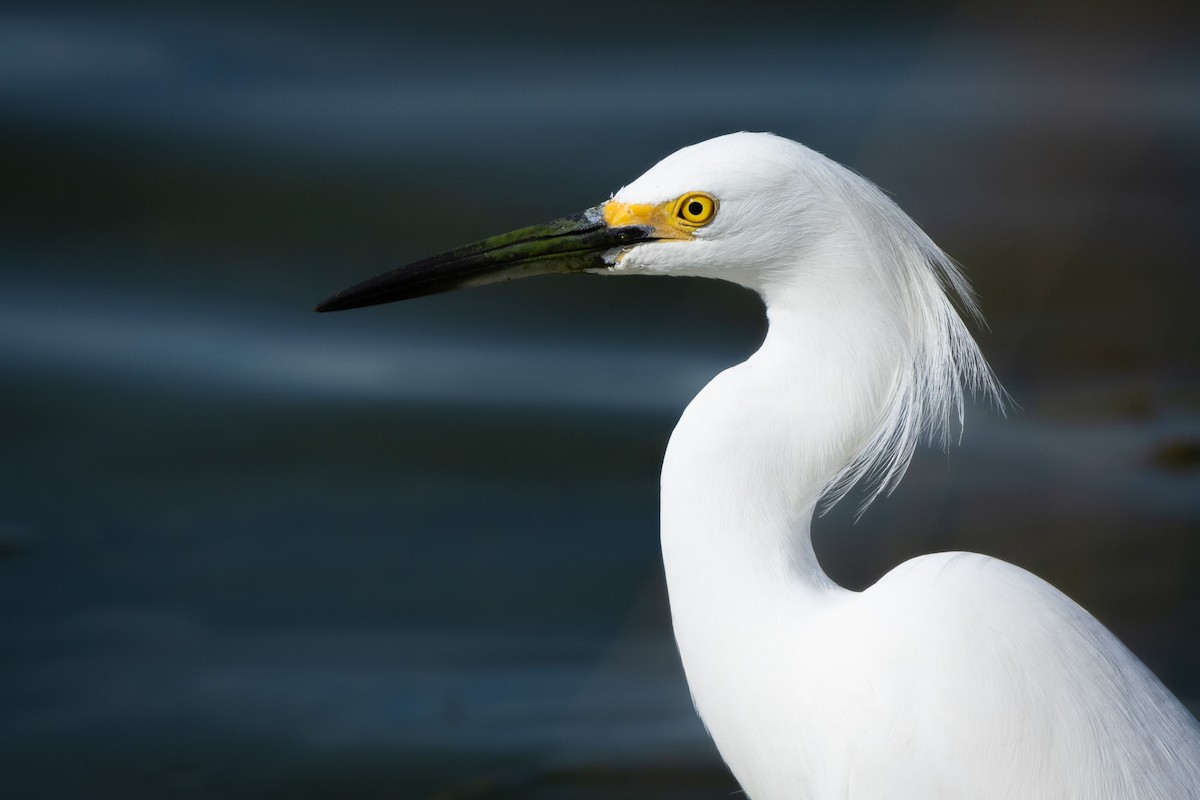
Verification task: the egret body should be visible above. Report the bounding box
[317,133,1200,798]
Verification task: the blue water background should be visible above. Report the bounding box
[1,3,1198,797]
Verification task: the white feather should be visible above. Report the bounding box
[608,132,1200,799]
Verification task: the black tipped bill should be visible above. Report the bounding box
[314,206,654,312]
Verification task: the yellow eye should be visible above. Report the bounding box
[675,193,717,226]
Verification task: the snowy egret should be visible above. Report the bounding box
[316,133,1200,798]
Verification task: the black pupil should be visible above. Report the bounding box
[687,200,704,217]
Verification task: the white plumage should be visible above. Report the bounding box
[319,131,1200,798]
[616,133,1200,798]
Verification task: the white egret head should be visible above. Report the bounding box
[601,132,833,292]
[316,132,1001,510]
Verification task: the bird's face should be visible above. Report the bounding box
[600,133,820,291]
[315,132,817,312]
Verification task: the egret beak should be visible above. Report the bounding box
[314,205,655,312]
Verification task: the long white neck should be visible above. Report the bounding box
[638,134,1002,794]
[659,273,908,790]
[661,274,903,596]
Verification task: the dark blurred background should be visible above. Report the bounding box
[1,2,1197,797]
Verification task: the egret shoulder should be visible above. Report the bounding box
[858,552,1200,798]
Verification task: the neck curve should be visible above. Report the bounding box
[661,277,902,598]
[657,280,903,782]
